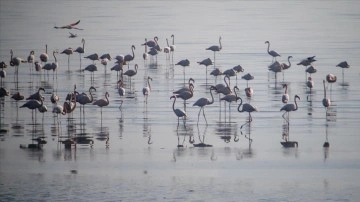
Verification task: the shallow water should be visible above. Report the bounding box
[1,0,360,201]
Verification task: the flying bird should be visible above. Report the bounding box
[54,20,83,30]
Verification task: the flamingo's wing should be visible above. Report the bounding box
[69,20,81,27]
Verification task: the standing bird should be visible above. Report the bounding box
[193,86,217,125]
[124,64,138,92]
[173,78,195,94]
[220,86,240,111]
[142,36,158,48]
[242,73,254,88]
[10,49,27,77]
[282,84,289,104]
[0,61,6,86]
[117,80,125,96]
[27,87,45,101]
[42,51,58,80]
[20,98,44,124]
[237,97,258,129]
[170,95,186,125]
[142,39,149,62]
[124,45,135,68]
[322,80,331,115]
[93,92,110,128]
[297,56,316,81]
[74,38,85,71]
[170,34,176,60]
[176,59,190,84]
[326,73,337,92]
[11,92,25,101]
[27,50,35,74]
[84,53,99,64]
[175,83,194,111]
[265,41,280,62]
[336,61,350,84]
[164,39,171,60]
[281,56,292,81]
[206,36,222,67]
[61,47,73,71]
[142,76,152,103]
[0,87,10,97]
[280,95,300,123]
[39,44,49,64]
[198,58,213,78]
[83,64,97,82]
[77,86,96,121]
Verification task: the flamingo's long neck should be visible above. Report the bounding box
[132,46,135,59]
[267,42,270,54]
[172,97,176,112]
[166,38,170,47]
[209,88,215,105]
[53,52,57,62]
[284,85,288,94]
[82,40,85,51]
[147,78,151,91]
[105,93,109,105]
[172,35,175,45]
[45,44,48,54]
[89,89,94,102]
[294,96,299,111]
[237,97,243,112]
[288,57,291,67]
[219,37,222,50]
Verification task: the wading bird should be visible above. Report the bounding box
[265,41,280,62]
[206,36,222,67]
[54,20,83,30]
[193,86,217,125]
[237,97,258,129]
[170,95,187,125]
[280,95,300,123]
[93,92,110,128]
[74,38,85,71]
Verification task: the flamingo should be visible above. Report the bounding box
[173,78,195,94]
[268,61,282,81]
[297,56,316,81]
[74,38,85,71]
[142,36,158,48]
[0,61,6,86]
[220,86,240,113]
[93,92,110,128]
[50,92,59,104]
[20,98,44,124]
[193,86,217,125]
[0,87,10,97]
[164,39,171,60]
[11,92,25,101]
[39,44,48,64]
[170,34,176,60]
[42,51,58,79]
[100,53,112,61]
[198,58,213,78]
[68,32,77,38]
[170,95,187,124]
[27,87,45,101]
[210,68,223,78]
[281,56,292,80]
[61,47,73,70]
[83,64,97,82]
[142,39,149,61]
[117,80,125,96]
[245,87,254,98]
[336,61,350,84]
[34,61,41,72]
[280,95,300,123]
[124,45,135,68]
[84,53,99,64]
[111,63,123,79]
[142,76,152,103]
[176,59,190,83]
[27,50,35,73]
[10,49,27,76]
[175,83,194,101]
[282,84,289,104]
[206,36,222,67]
[77,86,96,121]
[54,20,83,30]
[322,80,331,115]
[265,41,280,62]
[215,75,231,96]
[326,73,337,92]
[124,64,138,92]
[242,73,254,88]
[237,97,258,129]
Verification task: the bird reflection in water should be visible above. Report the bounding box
[143,102,152,145]
[193,125,212,147]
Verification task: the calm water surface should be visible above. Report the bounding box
[1,0,360,201]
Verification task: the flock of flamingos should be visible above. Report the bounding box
[0,20,351,148]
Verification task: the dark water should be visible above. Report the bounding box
[1,0,360,201]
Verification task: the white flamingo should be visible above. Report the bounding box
[117,80,125,96]
[282,84,289,104]
[142,76,152,103]
[39,44,48,64]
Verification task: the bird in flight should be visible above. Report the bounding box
[69,32,77,38]
[54,20,83,30]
